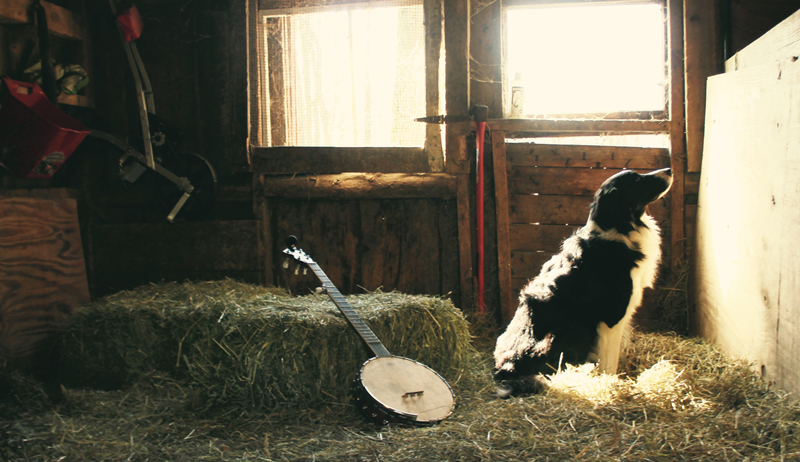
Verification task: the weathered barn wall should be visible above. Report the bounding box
[492,143,672,325]
[694,10,800,394]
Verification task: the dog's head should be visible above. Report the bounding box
[589,167,672,234]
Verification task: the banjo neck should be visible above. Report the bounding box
[306,262,391,358]
[282,236,390,358]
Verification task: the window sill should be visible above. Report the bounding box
[486,118,671,137]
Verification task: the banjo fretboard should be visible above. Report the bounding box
[308,262,391,358]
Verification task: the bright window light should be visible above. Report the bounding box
[260,2,425,147]
[506,3,666,116]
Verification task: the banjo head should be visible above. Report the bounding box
[354,356,455,426]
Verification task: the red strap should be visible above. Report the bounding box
[117,5,144,42]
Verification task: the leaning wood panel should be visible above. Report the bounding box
[694,57,800,395]
[509,194,593,225]
[507,144,670,169]
[0,192,89,366]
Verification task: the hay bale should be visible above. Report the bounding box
[60,280,472,413]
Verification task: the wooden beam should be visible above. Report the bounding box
[424,0,445,172]
[455,173,474,312]
[470,0,503,119]
[0,0,83,40]
[684,0,722,173]
[491,131,514,323]
[669,0,687,271]
[256,173,457,199]
[506,144,670,169]
[254,176,273,287]
[251,147,430,174]
[444,0,470,172]
[486,118,670,134]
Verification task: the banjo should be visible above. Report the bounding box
[282,236,455,426]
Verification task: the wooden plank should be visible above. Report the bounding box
[510,250,554,280]
[0,0,83,40]
[274,200,361,295]
[725,7,800,72]
[265,16,287,147]
[684,0,721,173]
[509,194,593,225]
[694,57,800,395]
[506,144,670,169]
[509,166,645,196]
[424,0,444,172]
[469,0,502,119]
[509,224,580,253]
[668,0,686,273]
[254,176,273,287]
[455,174,474,311]
[359,200,441,294]
[251,147,430,174]
[509,192,671,228]
[257,173,456,199]
[487,118,670,135]
[273,198,448,296]
[491,131,514,322]
[776,155,800,391]
[0,193,89,366]
[248,0,263,147]
[444,0,470,171]
[226,0,252,173]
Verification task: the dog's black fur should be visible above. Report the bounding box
[494,168,673,398]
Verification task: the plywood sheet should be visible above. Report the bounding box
[695,56,800,393]
[0,191,89,366]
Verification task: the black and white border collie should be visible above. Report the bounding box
[494,168,673,397]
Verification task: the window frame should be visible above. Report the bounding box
[501,0,669,121]
[249,0,445,174]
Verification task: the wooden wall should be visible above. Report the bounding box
[694,10,800,394]
[254,173,462,299]
[493,143,672,324]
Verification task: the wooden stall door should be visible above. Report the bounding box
[493,135,672,323]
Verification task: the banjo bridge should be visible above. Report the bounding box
[402,391,425,398]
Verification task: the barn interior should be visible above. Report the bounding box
[2,0,800,459]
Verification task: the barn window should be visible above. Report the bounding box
[253,0,433,148]
[505,0,667,118]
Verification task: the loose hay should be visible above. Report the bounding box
[2,283,800,461]
[59,280,472,413]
